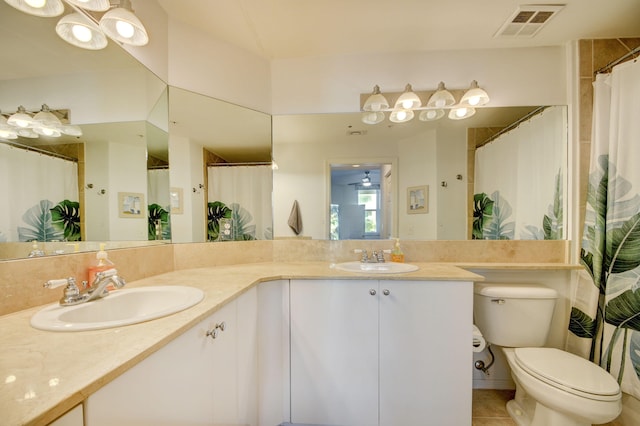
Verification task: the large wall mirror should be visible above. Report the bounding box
[272,105,568,241]
[0,1,272,260]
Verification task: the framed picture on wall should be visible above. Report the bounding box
[118,192,145,218]
[170,187,183,214]
[407,185,428,214]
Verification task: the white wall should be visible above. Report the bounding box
[168,134,206,243]
[271,46,568,114]
[436,127,468,240]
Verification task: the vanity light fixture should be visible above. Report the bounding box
[0,104,83,140]
[418,108,445,122]
[362,85,390,112]
[389,108,414,123]
[56,11,108,49]
[448,106,476,120]
[4,0,65,17]
[360,80,489,125]
[394,84,421,110]
[426,82,456,108]
[458,80,490,107]
[5,0,149,50]
[99,0,148,46]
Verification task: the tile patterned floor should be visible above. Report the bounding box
[472,389,624,426]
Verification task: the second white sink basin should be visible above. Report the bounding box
[31,286,204,332]
[334,261,419,274]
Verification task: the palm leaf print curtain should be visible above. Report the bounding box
[473,106,566,240]
[0,144,79,242]
[207,165,273,241]
[568,59,640,399]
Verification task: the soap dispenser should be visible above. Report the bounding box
[390,238,405,263]
[88,243,114,285]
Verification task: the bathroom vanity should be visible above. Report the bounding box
[0,262,481,426]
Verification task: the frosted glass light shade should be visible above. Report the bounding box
[56,12,108,50]
[0,116,19,139]
[4,0,64,17]
[32,105,62,127]
[33,126,62,137]
[418,109,445,122]
[61,124,83,136]
[7,106,34,128]
[459,80,490,107]
[362,85,389,111]
[362,111,385,125]
[64,0,110,12]
[427,82,456,108]
[394,84,421,109]
[448,107,476,120]
[389,108,414,123]
[100,7,149,46]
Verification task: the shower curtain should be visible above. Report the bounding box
[473,105,566,239]
[0,144,79,242]
[147,169,171,240]
[567,59,640,399]
[207,165,273,241]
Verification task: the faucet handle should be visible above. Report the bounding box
[44,277,84,306]
[44,277,72,289]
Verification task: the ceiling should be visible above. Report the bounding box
[156,0,640,60]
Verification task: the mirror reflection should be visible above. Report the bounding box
[273,106,568,241]
[167,87,273,243]
[0,1,168,260]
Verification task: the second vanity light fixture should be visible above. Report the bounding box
[0,104,82,140]
[4,0,149,50]
[361,81,490,125]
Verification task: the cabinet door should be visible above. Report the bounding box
[379,280,473,426]
[86,300,238,425]
[257,280,290,426]
[290,279,379,426]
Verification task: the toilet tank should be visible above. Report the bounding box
[474,283,558,347]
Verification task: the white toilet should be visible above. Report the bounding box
[474,283,622,426]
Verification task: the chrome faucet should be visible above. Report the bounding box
[356,249,386,263]
[44,269,126,306]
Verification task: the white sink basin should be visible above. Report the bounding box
[333,261,419,274]
[31,286,204,332]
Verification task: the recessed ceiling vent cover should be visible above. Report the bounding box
[495,4,565,38]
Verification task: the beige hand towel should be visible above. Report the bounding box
[288,200,303,235]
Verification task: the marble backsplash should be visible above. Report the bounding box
[0,239,571,316]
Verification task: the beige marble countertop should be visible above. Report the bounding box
[0,261,485,425]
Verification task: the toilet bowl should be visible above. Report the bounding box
[503,347,621,426]
[473,283,622,426]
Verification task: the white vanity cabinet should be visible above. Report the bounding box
[85,286,258,426]
[290,279,473,426]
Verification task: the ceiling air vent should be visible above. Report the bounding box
[495,4,565,38]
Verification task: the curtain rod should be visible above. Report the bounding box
[0,139,78,162]
[595,45,640,75]
[479,106,548,147]
[207,161,273,167]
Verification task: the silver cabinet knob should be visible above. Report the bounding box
[369,289,377,296]
[383,289,390,296]
[206,322,226,339]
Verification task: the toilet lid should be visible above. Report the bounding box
[514,348,620,399]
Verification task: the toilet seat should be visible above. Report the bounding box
[514,347,621,402]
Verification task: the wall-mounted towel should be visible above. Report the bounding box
[288,200,303,235]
